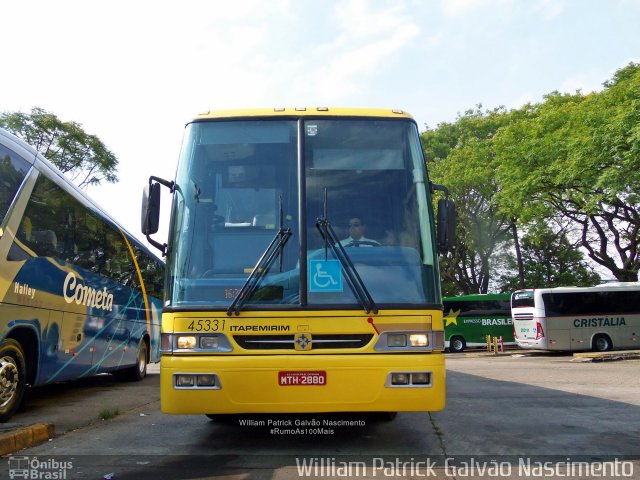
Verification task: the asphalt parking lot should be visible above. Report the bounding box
[441,350,640,457]
[2,350,639,462]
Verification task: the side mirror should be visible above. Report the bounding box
[437,198,456,253]
[141,176,175,256]
[141,182,161,235]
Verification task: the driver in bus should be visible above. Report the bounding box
[340,216,380,247]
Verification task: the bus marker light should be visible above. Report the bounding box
[161,334,172,352]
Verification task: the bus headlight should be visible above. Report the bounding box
[411,372,430,384]
[387,333,407,347]
[391,373,410,385]
[386,371,432,387]
[374,331,433,351]
[176,374,195,387]
[200,336,219,349]
[173,373,221,389]
[409,334,428,347]
[196,375,217,387]
[164,333,234,353]
[177,336,197,349]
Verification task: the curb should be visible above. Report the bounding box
[0,423,54,456]
[572,350,640,362]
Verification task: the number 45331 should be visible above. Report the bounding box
[187,319,226,332]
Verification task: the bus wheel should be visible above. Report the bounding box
[119,340,148,381]
[378,412,398,422]
[131,340,148,381]
[0,339,27,422]
[592,334,612,352]
[450,336,466,353]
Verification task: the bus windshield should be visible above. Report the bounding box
[512,290,535,308]
[167,117,439,309]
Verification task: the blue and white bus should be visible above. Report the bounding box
[0,128,164,422]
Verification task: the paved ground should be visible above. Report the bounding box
[2,350,639,460]
[0,363,161,455]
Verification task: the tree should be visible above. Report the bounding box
[498,223,601,291]
[495,63,640,281]
[0,107,118,188]
[423,106,518,295]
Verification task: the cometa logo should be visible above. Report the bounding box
[63,272,114,312]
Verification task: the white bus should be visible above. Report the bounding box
[511,283,640,352]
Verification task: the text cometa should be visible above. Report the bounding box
[63,272,114,312]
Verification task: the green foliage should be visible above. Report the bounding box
[0,107,118,189]
[424,62,640,291]
[99,407,120,420]
[494,63,640,281]
[425,106,516,294]
[498,224,601,291]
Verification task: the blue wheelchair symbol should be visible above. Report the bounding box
[309,260,343,292]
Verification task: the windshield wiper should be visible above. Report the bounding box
[315,189,378,314]
[227,199,292,316]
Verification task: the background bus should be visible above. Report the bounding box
[443,293,514,353]
[142,107,455,418]
[512,283,640,352]
[0,128,164,422]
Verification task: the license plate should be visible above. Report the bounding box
[279,371,326,386]
[518,328,532,338]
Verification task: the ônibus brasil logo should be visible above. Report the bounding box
[8,456,73,479]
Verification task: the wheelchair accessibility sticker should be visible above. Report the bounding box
[309,259,343,292]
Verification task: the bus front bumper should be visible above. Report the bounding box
[160,353,445,414]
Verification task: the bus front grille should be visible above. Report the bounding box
[233,334,374,350]
[513,313,533,320]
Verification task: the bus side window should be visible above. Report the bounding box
[71,209,103,272]
[0,144,31,225]
[135,247,165,300]
[30,230,58,256]
[99,225,139,289]
[11,175,66,260]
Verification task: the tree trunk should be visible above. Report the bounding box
[511,220,525,289]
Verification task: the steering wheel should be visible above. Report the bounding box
[345,240,381,247]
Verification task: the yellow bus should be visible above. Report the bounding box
[142,108,454,418]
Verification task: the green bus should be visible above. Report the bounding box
[443,294,514,353]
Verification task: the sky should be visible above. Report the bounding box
[3,0,640,252]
